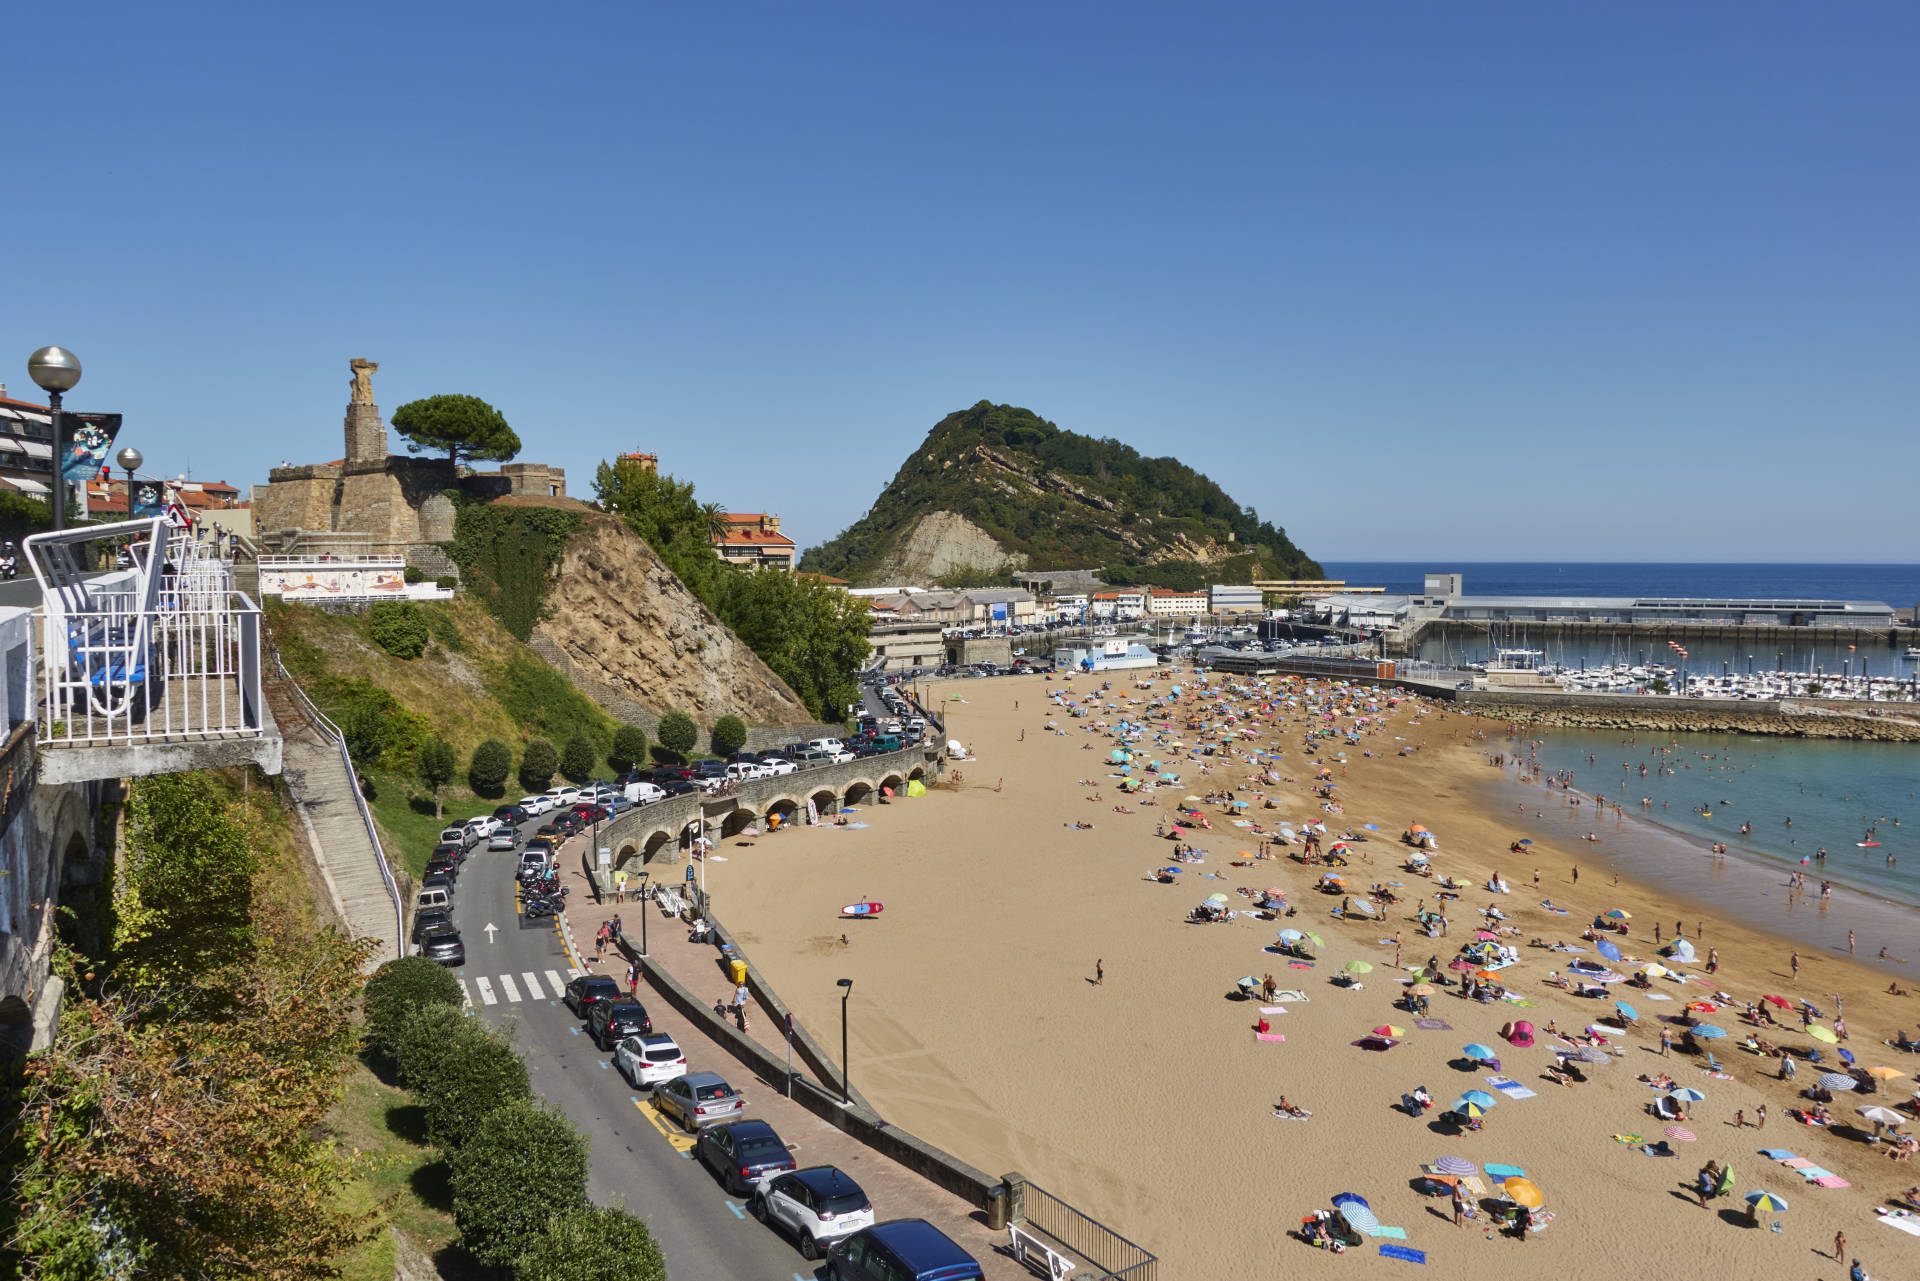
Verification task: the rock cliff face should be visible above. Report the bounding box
[864,510,1027,583]
[532,514,817,727]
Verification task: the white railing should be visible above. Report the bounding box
[271,650,406,962]
[256,554,408,567]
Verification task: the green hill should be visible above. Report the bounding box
[799,401,1321,589]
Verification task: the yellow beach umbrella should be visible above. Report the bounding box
[1503,1177,1544,1208]
[1806,1025,1839,1044]
[1863,1065,1906,1081]
[1638,963,1668,978]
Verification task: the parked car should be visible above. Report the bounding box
[563,974,623,1016]
[807,738,847,755]
[462,816,504,841]
[543,785,582,806]
[420,868,456,897]
[486,829,521,852]
[423,856,459,886]
[518,795,554,816]
[696,1118,796,1195]
[691,760,728,780]
[411,907,453,944]
[418,926,465,967]
[430,841,466,867]
[605,795,635,815]
[588,999,653,1049]
[792,748,836,767]
[752,1166,874,1260]
[613,1032,688,1086]
[725,751,763,766]
[625,781,667,806]
[518,848,551,875]
[826,1219,983,1281]
[652,1071,745,1131]
[725,761,770,782]
[758,756,797,775]
[439,825,475,848]
[493,803,527,823]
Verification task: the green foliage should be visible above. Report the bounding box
[519,738,558,792]
[390,393,522,468]
[655,710,697,760]
[609,725,648,774]
[362,956,464,1062]
[403,565,425,584]
[489,651,616,753]
[799,401,1321,584]
[559,734,596,784]
[593,458,872,717]
[710,714,747,756]
[434,574,458,590]
[0,486,54,545]
[421,601,466,652]
[114,774,258,986]
[402,1016,532,1151]
[1651,678,1671,694]
[332,680,434,774]
[512,1204,668,1281]
[469,737,513,797]
[418,735,457,817]
[341,698,391,768]
[931,565,1013,589]
[449,1101,589,1268]
[446,503,581,641]
[387,1004,469,1097]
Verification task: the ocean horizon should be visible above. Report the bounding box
[1320,561,1920,606]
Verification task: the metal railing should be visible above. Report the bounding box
[256,553,407,566]
[1012,1181,1157,1281]
[270,650,406,962]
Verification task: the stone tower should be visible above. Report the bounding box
[345,358,387,462]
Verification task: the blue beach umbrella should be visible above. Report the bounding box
[1277,929,1304,943]
[1459,1090,1497,1109]
[1615,1001,1638,1020]
[1462,1044,1496,1061]
[1597,939,1623,963]
[1162,866,1185,875]
[1691,1025,1727,1040]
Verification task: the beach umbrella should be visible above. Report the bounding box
[1333,1199,1380,1233]
[1858,1105,1904,1127]
[1364,824,1380,831]
[1638,964,1668,978]
[1345,899,1378,917]
[1263,887,1286,899]
[1864,1066,1906,1081]
[1205,893,1231,904]
[1459,1090,1497,1108]
[1745,1191,1789,1213]
[1462,1044,1496,1061]
[1807,1025,1839,1044]
[1344,960,1374,974]
[1453,1100,1489,1119]
[1161,865,1185,875]
[1474,930,1500,942]
[1433,1156,1477,1176]
[1277,928,1304,943]
[1517,838,1532,845]
[1667,1087,1706,1103]
[1691,1025,1728,1040]
[1330,1192,1370,1211]
[1817,1073,1857,1092]
[1838,1047,1856,1066]
[1662,1126,1696,1142]
[1577,1046,1612,1065]
[1604,908,1631,920]
[1685,1001,1718,1013]
[1408,983,1436,996]
[1502,1177,1544,1208]
[1304,931,1325,948]
[1372,1025,1406,1038]
[1760,994,1792,1008]
[1615,1001,1639,1019]
[1597,939,1623,962]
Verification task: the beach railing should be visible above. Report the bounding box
[1009,1180,1157,1281]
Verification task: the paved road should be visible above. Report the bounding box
[447,815,824,1281]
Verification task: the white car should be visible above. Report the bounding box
[805,738,846,755]
[750,1165,874,1260]
[625,781,668,806]
[614,1033,688,1086]
[725,761,771,782]
[757,756,797,776]
[463,816,505,840]
[544,785,581,806]
[518,795,554,816]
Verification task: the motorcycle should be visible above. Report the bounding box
[0,556,16,583]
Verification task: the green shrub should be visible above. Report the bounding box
[341,698,391,767]
[368,601,430,659]
[418,735,457,818]
[710,714,748,757]
[435,574,458,590]
[560,735,596,784]
[403,565,426,584]
[490,652,614,755]
[609,725,648,774]
[423,602,466,652]
[363,956,464,1061]
[389,1004,469,1093]
[513,1204,667,1281]
[520,738,558,792]
[449,1101,590,1267]
[469,738,512,797]
[447,504,582,641]
[405,1017,532,1150]
[656,710,697,760]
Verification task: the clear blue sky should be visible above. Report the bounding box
[6,3,1916,561]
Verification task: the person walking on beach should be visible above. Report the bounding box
[1571,866,1579,884]
[1451,1183,1468,1227]
[1834,1229,1846,1261]
[1706,947,1719,975]
[1661,1027,1673,1057]
[1849,930,1856,956]
[1095,959,1104,985]
[1756,1103,1767,1129]
[1791,950,1801,980]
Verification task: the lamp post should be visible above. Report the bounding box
[836,977,854,1104]
[637,870,650,956]
[28,346,82,531]
[116,446,143,519]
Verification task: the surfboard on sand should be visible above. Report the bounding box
[842,902,884,917]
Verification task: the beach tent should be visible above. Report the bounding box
[904,779,927,797]
[1502,1020,1535,1048]
[1665,939,1697,962]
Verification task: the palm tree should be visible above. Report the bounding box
[701,501,729,542]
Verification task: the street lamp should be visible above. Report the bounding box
[116,445,143,518]
[836,977,854,1104]
[637,870,651,956]
[27,346,82,531]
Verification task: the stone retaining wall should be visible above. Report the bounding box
[1451,688,1920,741]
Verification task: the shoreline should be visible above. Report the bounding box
[717,672,1920,1279]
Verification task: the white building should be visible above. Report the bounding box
[1209,583,1263,614]
[1146,588,1209,617]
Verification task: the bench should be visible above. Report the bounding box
[1008,1225,1079,1280]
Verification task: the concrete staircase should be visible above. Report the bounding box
[265,670,405,970]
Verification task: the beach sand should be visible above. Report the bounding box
[720,673,1920,1277]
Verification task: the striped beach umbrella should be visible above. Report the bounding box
[1577,1046,1612,1065]
[1745,1191,1789,1213]
[1433,1156,1477,1176]
[1453,1100,1489,1119]
[1818,1073,1857,1092]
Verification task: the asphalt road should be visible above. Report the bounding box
[447,814,825,1281]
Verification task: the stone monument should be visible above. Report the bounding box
[344,358,387,462]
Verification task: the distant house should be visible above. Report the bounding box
[0,392,60,502]
[1146,587,1208,617]
[712,513,796,570]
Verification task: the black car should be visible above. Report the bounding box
[564,974,623,1016]
[411,907,453,944]
[588,999,652,1048]
[423,856,458,885]
[725,751,762,766]
[493,803,529,824]
[418,926,465,966]
[691,760,727,780]
[696,1119,795,1195]
[430,841,466,867]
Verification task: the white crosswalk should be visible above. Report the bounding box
[460,969,575,1007]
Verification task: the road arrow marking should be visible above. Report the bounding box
[484,921,499,945]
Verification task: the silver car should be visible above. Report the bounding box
[653,1071,745,1131]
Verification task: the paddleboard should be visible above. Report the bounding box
[1858,842,1881,848]
[841,902,884,917]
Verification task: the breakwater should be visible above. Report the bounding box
[1447,688,1920,741]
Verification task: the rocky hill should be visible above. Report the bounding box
[800,402,1321,588]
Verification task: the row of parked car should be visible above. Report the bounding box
[559,975,985,1279]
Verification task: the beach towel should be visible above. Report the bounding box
[1365,1225,1408,1240]
[1876,1210,1920,1237]
[1811,1175,1850,1188]
[1703,1070,1734,1081]
[1379,1245,1427,1264]
[1259,1006,1288,1014]
[1486,1077,1538,1100]
[1645,993,1673,1001]
[1270,990,1309,1003]
[1413,1018,1452,1031]
[1610,1134,1642,1144]
[1484,1163,1526,1179]
[1460,1175,1489,1198]
[1758,1149,1798,1161]
[1255,1032,1286,1042]
[1782,1157,1815,1169]
[1288,962,1313,970]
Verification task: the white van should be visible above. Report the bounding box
[806,738,845,755]
[624,781,668,806]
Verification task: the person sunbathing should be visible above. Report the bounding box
[1544,1064,1577,1088]
[1273,1097,1310,1118]
[1888,981,1909,996]
[1638,1072,1676,1089]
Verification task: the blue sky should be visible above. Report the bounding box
[4,2,1915,561]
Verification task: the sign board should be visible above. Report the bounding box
[259,563,407,599]
[163,503,192,530]
[685,864,696,884]
[61,412,123,482]
[1103,640,1128,657]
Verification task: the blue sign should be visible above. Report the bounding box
[685,864,696,883]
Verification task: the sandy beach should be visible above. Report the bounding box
[719,671,1920,1278]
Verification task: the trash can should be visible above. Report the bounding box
[728,959,748,987]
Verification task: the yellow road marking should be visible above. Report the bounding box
[634,1098,698,1152]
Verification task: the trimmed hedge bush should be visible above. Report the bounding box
[450,1101,590,1267]
[404,1016,532,1150]
[512,1204,667,1281]
[559,734,596,784]
[519,738,558,792]
[656,710,696,760]
[609,725,648,774]
[363,957,466,1062]
[710,714,747,757]
[469,738,512,797]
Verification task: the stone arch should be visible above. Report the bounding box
[843,780,873,806]
[880,772,906,796]
[643,830,676,863]
[907,765,927,783]
[612,839,641,868]
[808,786,840,815]
[764,796,798,823]
[719,807,758,838]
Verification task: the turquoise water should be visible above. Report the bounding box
[1510,727,1920,908]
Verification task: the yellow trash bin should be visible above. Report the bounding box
[728,959,748,987]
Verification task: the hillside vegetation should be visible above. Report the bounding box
[800,401,1322,588]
